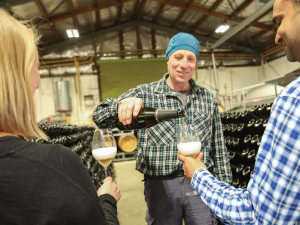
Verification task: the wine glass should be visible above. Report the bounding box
[177,120,201,158]
[92,128,117,178]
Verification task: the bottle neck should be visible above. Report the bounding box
[155,109,184,122]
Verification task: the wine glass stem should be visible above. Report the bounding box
[104,167,108,178]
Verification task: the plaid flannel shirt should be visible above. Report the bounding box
[93,74,232,183]
[191,76,300,225]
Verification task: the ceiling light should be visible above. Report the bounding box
[66,29,79,38]
[67,30,73,38]
[215,25,230,33]
[73,30,79,37]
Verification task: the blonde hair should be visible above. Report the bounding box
[0,10,47,139]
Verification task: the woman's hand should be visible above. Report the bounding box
[97,177,121,202]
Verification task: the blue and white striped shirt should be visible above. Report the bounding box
[191,76,300,224]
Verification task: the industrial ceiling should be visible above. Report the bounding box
[0,0,282,68]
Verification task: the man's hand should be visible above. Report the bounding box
[178,152,207,182]
[97,177,121,202]
[117,97,143,125]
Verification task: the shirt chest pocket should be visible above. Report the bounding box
[193,112,212,146]
[146,120,176,146]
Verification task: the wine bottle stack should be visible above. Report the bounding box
[221,103,272,189]
[28,123,111,189]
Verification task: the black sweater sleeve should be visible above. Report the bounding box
[99,194,119,225]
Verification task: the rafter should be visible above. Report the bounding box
[210,0,274,50]
[226,8,273,44]
[151,29,157,57]
[0,0,36,7]
[134,0,142,20]
[261,44,283,58]
[95,0,101,29]
[152,0,275,32]
[66,0,80,30]
[258,38,276,51]
[172,0,195,28]
[35,1,60,41]
[154,3,165,23]
[116,3,123,24]
[136,26,143,58]
[35,0,135,26]
[40,20,258,55]
[139,20,258,54]
[230,0,254,20]
[135,0,147,21]
[193,0,224,30]
[119,30,125,59]
[244,30,269,46]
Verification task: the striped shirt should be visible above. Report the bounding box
[93,74,232,183]
[191,76,300,224]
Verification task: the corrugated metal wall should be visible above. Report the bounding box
[98,58,168,100]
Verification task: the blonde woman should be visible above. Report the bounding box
[0,10,120,225]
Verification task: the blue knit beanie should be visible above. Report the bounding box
[166,32,199,61]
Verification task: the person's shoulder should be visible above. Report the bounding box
[136,80,159,88]
[38,143,78,158]
[22,141,77,160]
[279,76,300,99]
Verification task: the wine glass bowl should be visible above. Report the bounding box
[177,121,201,158]
[92,128,117,178]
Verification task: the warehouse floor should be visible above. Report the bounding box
[114,160,147,225]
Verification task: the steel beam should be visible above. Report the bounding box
[0,0,36,7]
[211,0,275,49]
[40,21,138,55]
[139,21,258,54]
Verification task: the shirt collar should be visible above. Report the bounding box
[154,73,202,95]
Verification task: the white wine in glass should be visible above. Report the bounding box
[92,128,117,178]
[177,121,201,159]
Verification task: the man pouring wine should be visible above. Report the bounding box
[93,32,232,225]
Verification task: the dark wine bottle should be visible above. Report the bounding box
[114,107,185,130]
[232,178,240,188]
[238,181,247,189]
[228,151,237,165]
[229,137,235,147]
[220,112,226,122]
[244,134,252,148]
[241,110,258,122]
[221,112,231,124]
[257,136,262,147]
[230,124,238,134]
[236,164,244,176]
[259,103,272,119]
[225,112,236,123]
[222,124,229,133]
[247,149,257,166]
[241,148,250,159]
[250,168,254,178]
[231,137,242,150]
[224,136,231,146]
[234,112,242,121]
[241,166,252,182]
[247,119,256,129]
[251,104,261,117]
[236,123,255,137]
[254,119,264,136]
[262,119,268,128]
[251,134,260,147]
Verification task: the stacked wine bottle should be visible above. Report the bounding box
[221,103,272,189]
[28,123,112,189]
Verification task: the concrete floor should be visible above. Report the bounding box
[114,160,147,225]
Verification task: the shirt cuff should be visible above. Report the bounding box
[191,168,212,186]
